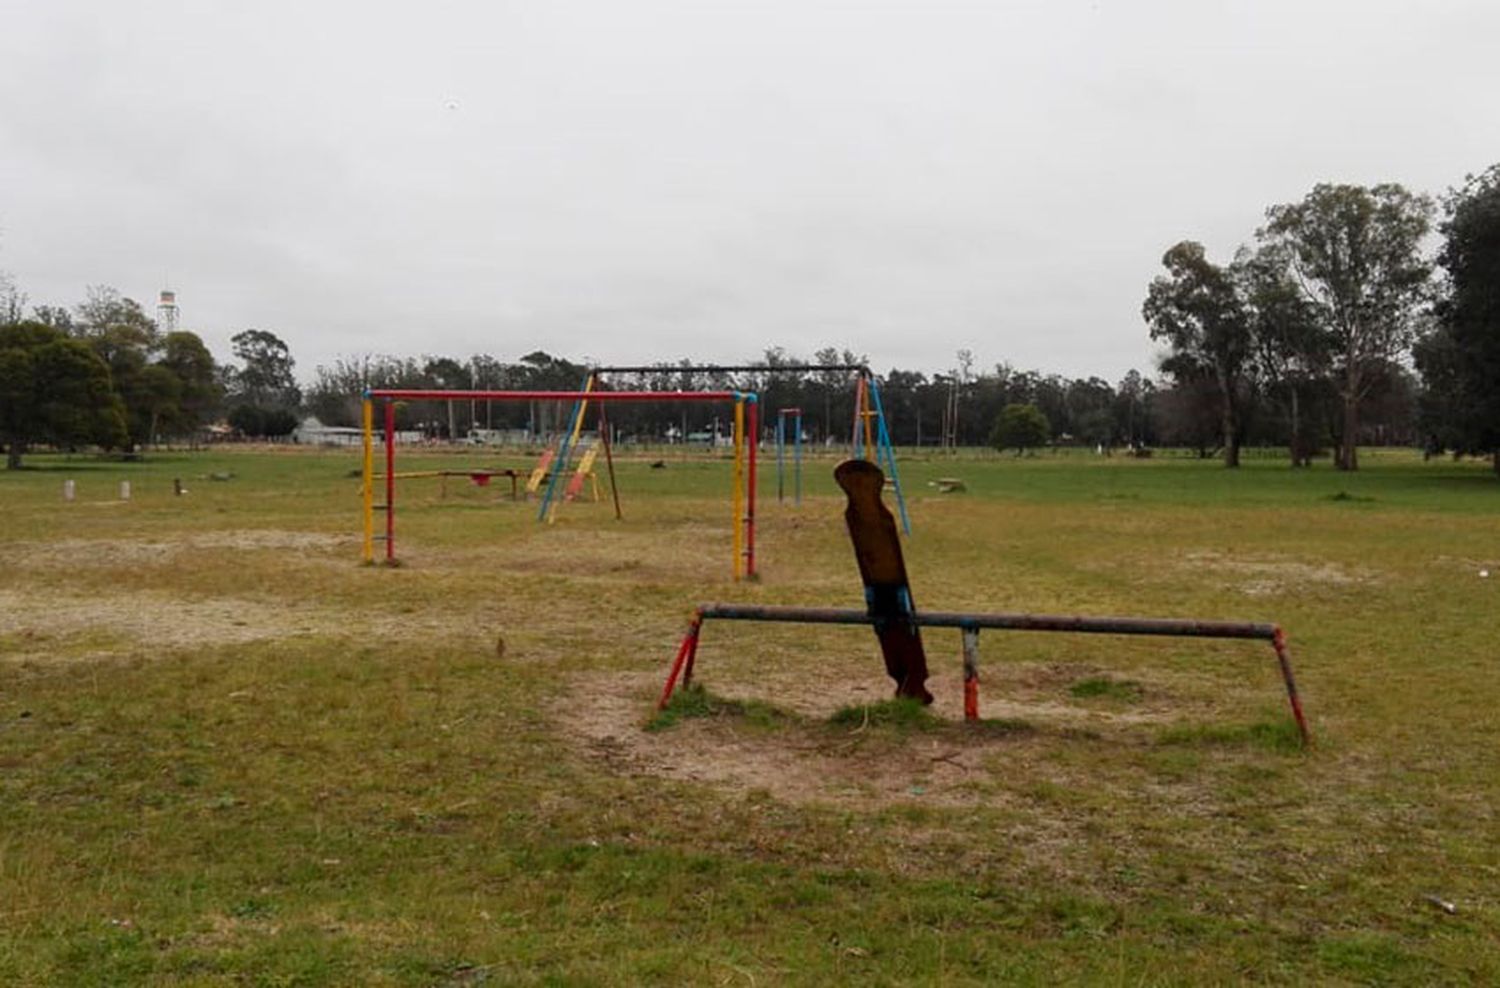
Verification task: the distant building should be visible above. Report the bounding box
[293,416,421,446]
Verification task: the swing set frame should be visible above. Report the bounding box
[360,388,762,579]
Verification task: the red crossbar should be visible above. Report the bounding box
[366,389,744,402]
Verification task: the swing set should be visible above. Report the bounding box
[359,387,763,579]
[588,363,911,533]
[358,364,913,578]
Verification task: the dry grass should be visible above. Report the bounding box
[1,445,1498,984]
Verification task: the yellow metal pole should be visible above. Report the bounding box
[361,397,374,563]
[732,398,745,580]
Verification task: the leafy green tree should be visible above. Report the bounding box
[227,329,300,408]
[1,321,127,468]
[72,286,164,451]
[0,272,25,324]
[1143,241,1252,467]
[1260,183,1433,470]
[1236,243,1330,467]
[1417,165,1500,476]
[990,402,1050,455]
[158,331,223,437]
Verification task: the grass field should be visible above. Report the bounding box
[2,445,1498,985]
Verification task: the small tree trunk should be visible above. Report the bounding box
[1219,380,1240,469]
[1339,395,1359,471]
[6,441,22,470]
[1493,449,1499,478]
[1288,387,1303,468]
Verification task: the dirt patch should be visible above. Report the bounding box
[6,530,354,570]
[0,583,495,662]
[552,669,1183,809]
[1180,550,1375,597]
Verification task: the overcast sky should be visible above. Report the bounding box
[2,1,1497,383]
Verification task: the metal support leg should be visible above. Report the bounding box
[962,626,980,721]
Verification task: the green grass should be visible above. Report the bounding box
[646,683,790,732]
[1,445,1498,984]
[1068,675,1144,701]
[828,697,939,730]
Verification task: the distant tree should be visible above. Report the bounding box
[227,404,298,439]
[1114,369,1154,447]
[0,272,25,324]
[76,286,159,355]
[31,305,77,333]
[157,331,223,437]
[73,286,162,451]
[1260,183,1433,470]
[1418,164,1500,475]
[227,329,300,408]
[1,321,127,468]
[1236,243,1330,466]
[1143,241,1252,467]
[1152,374,1223,458]
[1065,376,1117,448]
[424,355,470,439]
[990,402,1050,455]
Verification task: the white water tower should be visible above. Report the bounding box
[157,289,179,334]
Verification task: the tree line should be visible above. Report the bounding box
[0,284,299,469]
[3,168,1495,473]
[1142,169,1500,474]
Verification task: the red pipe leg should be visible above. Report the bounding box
[384,400,396,562]
[746,402,758,578]
[657,614,704,709]
[1272,627,1312,747]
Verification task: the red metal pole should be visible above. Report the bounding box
[681,618,703,687]
[746,399,758,579]
[366,389,743,402]
[598,405,623,520]
[962,627,980,721]
[384,399,396,562]
[657,612,704,709]
[1272,627,1312,747]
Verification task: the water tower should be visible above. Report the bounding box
[157,289,179,334]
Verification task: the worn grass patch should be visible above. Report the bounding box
[828,697,940,731]
[645,683,791,732]
[1156,717,1306,753]
[2,446,1498,984]
[1068,675,1145,701]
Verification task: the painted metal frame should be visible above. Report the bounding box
[360,388,760,578]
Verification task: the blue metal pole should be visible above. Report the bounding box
[866,374,911,535]
[794,411,803,507]
[536,371,594,522]
[776,412,786,504]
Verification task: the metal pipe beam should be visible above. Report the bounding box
[693,603,1278,640]
[365,389,748,402]
[593,364,868,376]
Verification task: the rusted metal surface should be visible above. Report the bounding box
[694,603,1278,640]
[667,602,1311,745]
[366,389,747,402]
[593,364,868,376]
[961,627,980,722]
[835,460,932,703]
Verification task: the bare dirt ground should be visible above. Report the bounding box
[552,660,1222,810]
[5,530,356,569]
[1178,549,1376,596]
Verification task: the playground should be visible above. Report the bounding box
[2,446,1498,983]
